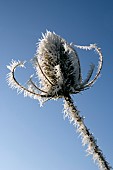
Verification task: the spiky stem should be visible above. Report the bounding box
[64,94,112,170]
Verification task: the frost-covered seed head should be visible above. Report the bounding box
[7,30,103,105]
[33,30,82,97]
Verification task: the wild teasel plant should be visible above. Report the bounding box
[7,31,112,170]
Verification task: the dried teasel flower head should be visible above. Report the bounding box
[7,31,112,170]
[33,30,82,97]
[7,30,103,104]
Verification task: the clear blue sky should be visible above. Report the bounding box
[0,0,113,170]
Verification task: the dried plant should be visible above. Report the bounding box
[7,31,112,170]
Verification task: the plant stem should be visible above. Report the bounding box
[64,94,112,170]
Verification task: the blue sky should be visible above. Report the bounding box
[0,0,113,169]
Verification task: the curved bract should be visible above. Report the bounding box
[7,60,48,99]
[74,44,103,89]
[7,31,103,103]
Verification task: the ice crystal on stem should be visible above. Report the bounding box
[7,30,112,170]
[64,96,112,170]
